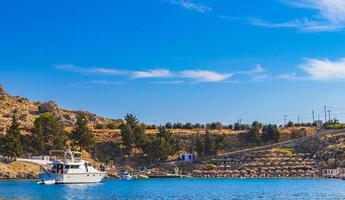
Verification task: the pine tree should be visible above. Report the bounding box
[195,135,204,156]
[119,114,145,154]
[143,127,175,161]
[3,112,23,158]
[32,113,66,154]
[262,124,280,143]
[203,133,214,155]
[247,126,261,145]
[71,113,94,150]
[213,136,228,156]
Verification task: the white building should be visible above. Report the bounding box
[322,168,345,178]
[179,153,196,161]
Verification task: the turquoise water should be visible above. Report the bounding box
[1,178,345,200]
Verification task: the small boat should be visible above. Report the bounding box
[38,150,106,184]
[37,179,56,185]
[136,174,149,179]
[121,171,133,180]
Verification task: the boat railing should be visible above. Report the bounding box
[49,150,83,163]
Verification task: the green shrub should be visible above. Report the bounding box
[325,123,345,129]
[277,147,295,155]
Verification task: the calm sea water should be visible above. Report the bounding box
[1,178,345,200]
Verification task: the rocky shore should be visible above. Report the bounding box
[0,161,40,179]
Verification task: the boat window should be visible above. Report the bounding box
[70,165,80,169]
[65,165,70,169]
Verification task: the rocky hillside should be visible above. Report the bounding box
[296,131,345,169]
[0,85,120,132]
[0,161,40,179]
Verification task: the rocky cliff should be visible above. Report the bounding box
[0,85,120,132]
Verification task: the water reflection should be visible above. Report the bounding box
[62,183,104,200]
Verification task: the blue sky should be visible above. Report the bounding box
[2,0,345,124]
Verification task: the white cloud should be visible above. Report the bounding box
[56,64,258,83]
[249,18,341,32]
[180,70,233,82]
[132,69,172,79]
[169,0,212,13]
[93,68,124,75]
[55,64,125,75]
[250,0,345,32]
[300,58,345,80]
[286,0,345,23]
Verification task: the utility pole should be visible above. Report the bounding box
[324,105,327,124]
[312,110,315,123]
[284,115,287,126]
[298,115,300,124]
[328,110,331,122]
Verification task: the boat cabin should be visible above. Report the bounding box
[42,150,98,175]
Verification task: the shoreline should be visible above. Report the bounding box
[1,176,341,181]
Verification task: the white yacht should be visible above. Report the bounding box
[37,150,106,184]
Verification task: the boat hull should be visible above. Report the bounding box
[39,173,106,184]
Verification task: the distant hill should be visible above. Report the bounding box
[0,85,121,132]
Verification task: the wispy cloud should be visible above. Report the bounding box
[168,0,212,13]
[55,64,125,75]
[132,69,172,79]
[250,0,345,32]
[277,57,345,81]
[150,80,185,85]
[300,58,345,80]
[93,68,125,75]
[278,72,302,80]
[248,18,341,32]
[236,65,265,75]
[90,80,126,85]
[180,70,233,82]
[56,64,267,83]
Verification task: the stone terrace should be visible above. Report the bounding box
[193,150,320,178]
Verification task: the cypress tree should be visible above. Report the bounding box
[3,112,23,158]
